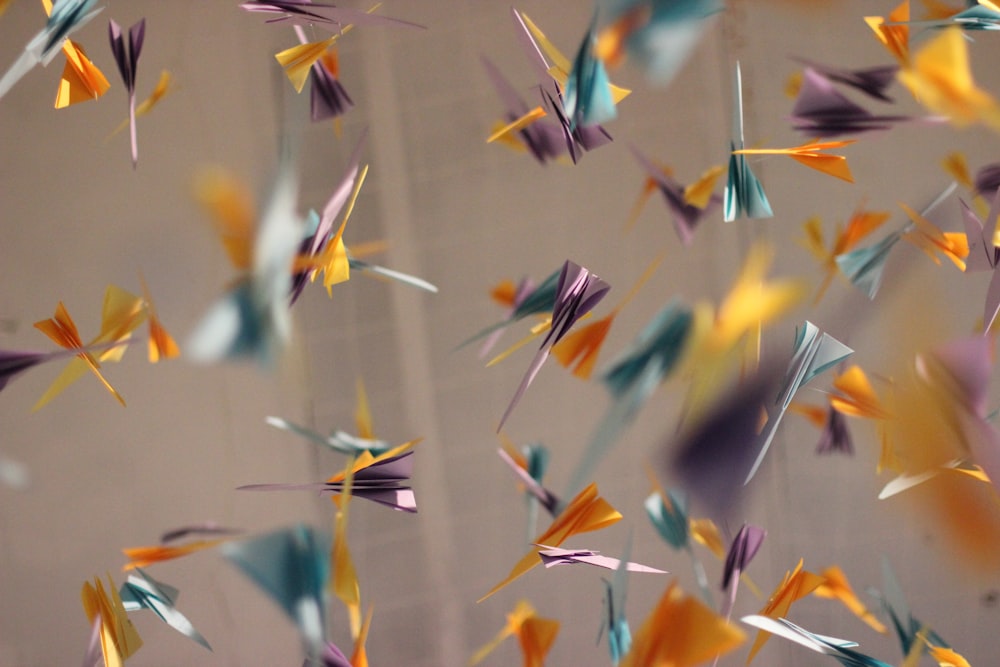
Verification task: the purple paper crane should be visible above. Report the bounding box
[497,260,610,431]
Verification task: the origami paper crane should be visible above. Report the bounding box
[221,524,332,661]
[536,545,666,573]
[893,1,1000,30]
[813,566,887,634]
[975,161,1000,196]
[719,524,765,619]
[266,400,394,458]
[238,440,419,512]
[877,458,989,499]
[481,56,567,164]
[81,574,143,667]
[643,485,716,604]
[791,57,898,102]
[108,19,145,168]
[897,26,1000,131]
[0,345,110,398]
[789,68,925,138]
[724,62,773,221]
[595,537,643,665]
[872,558,948,660]
[801,204,891,303]
[671,366,785,521]
[469,600,560,667]
[138,273,179,363]
[479,482,622,602]
[240,1,426,31]
[122,523,241,570]
[746,558,825,663]
[308,46,353,122]
[306,641,351,667]
[498,442,560,524]
[619,581,745,667]
[563,19,620,128]
[565,301,692,500]
[108,70,174,139]
[681,243,807,416]
[52,29,109,108]
[594,0,724,85]
[460,268,560,351]
[814,406,855,455]
[0,0,103,101]
[865,1,911,64]
[899,201,969,270]
[629,147,722,245]
[835,182,958,299]
[33,285,148,410]
[187,160,302,365]
[741,616,893,667]
[291,130,367,303]
[497,259,610,431]
[509,10,614,163]
[960,187,1000,329]
[734,137,856,183]
[553,253,661,380]
[745,320,853,483]
[330,468,362,639]
[276,33,336,94]
[119,568,211,650]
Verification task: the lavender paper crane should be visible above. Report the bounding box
[497,260,610,431]
[240,1,426,31]
[790,68,923,138]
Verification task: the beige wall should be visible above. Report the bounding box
[1,1,998,665]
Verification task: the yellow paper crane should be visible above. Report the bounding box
[81,574,143,667]
[747,559,824,663]
[898,26,1000,131]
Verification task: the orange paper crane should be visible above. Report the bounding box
[813,566,888,633]
[865,0,910,64]
[733,139,856,184]
[138,273,180,363]
[54,39,110,108]
[33,285,148,410]
[800,205,890,303]
[897,26,1000,131]
[478,482,622,602]
[900,201,970,270]
[620,581,745,667]
[830,365,889,420]
[746,559,825,663]
[122,537,230,571]
[469,599,560,667]
[39,0,110,108]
